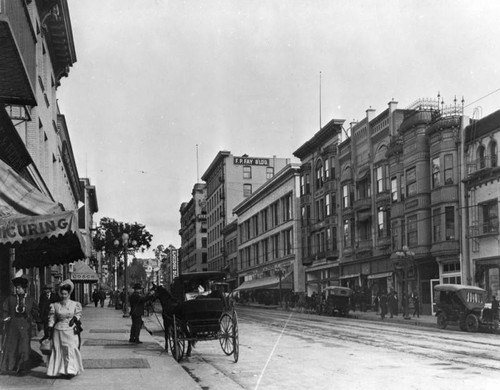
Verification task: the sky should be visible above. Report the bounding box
[56,0,500,257]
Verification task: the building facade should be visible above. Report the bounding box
[233,164,303,303]
[463,110,500,299]
[222,219,238,290]
[201,151,289,272]
[179,183,208,273]
[0,0,86,302]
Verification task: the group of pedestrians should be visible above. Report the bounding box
[0,276,84,379]
[91,288,107,308]
[376,289,420,320]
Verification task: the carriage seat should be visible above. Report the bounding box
[181,298,224,334]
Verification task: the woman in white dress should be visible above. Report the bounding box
[46,279,84,378]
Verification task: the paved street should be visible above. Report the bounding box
[176,305,500,390]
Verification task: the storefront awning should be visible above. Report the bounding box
[367,272,393,280]
[0,159,87,268]
[234,272,293,292]
[339,273,360,280]
[71,260,99,282]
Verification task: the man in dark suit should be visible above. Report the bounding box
[128,284,151,343]
[38,284,59,342]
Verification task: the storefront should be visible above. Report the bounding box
[71,260,99,305]
[235,272,293,305]
[0,159,87,301]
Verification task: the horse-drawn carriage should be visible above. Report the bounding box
[152,271,239,363]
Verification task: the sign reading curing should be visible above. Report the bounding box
[233,157,269,166]
[0,210,77,244]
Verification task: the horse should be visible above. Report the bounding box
[149,283,194,357]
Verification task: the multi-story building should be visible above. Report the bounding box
[0,1,89,302]
[179,183,208,273]
[201,151,289,272]
[222,220,238,290]
[293,119,345,296]
[233,164,303,303]
[463,110,500,299]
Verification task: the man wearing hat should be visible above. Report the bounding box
[0,277,40,375]
[38,284,59,342]
[128,283,152,343]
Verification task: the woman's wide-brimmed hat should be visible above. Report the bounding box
[60,279,74,295]
[12,276,28,289]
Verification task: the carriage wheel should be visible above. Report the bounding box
[219,313,234,356]
[437,313,448,329]
[232,310,239,363]
[465,313,479,332]
[168,315,185,362]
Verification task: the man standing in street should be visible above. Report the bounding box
[128,283,151,343]
[92,288,99,308]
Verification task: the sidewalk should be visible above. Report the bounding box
[1,302,200,390]
[238,302,438,329]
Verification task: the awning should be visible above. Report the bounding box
[234,272,293,292]
[339,273,360,280]
[367,272,393,280]
[71,260,99,282]
[0,159,87,268]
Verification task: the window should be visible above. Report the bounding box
[332,226,337,251]
[316,161,324,189]
[243,184,252,197]
[282,193,292,221]
[445,207,455,240]
[377,207,390,238]
[357,178,371,199]
[375,166,384,193]
[407,215,418,247]
[266,167,274,179]
[478,145,486,169]
[271,202,279,227]
[432,208,441,242]
[444,154,453,184]
[261,209,268,232]
[300,176,305,196]
[391,177,398,202]
[391,220,400,250]
[342,185,349,209]
[263,238,269,262]
[243,166,252,179]
[315,199,324,221]
[305,174,311,194]
[326,227,332,251]
[202,238,207,248]
[406,167,417,196]
[325,194,331,216]
[324,159,330,180]
[272,234,280,259]
[283,229,293,255]
[252,215,259,237]
[400,175,405,201]
[432,157,440,188]
[490,141,498,167]
[343,219,351,248]
[358,220,370,241]
[480,200,499,234]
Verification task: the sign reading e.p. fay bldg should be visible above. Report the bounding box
[233,157,269,166]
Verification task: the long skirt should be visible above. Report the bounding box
[0,317,30,372]
[46,327,84,377]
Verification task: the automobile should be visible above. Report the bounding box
[434,284,498,332]
[324,286,353,317]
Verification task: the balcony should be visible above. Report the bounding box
[353,197,371,211]
[0,0,36,105]
[466,156,499,176]
[469,221,499,238]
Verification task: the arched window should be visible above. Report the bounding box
[488,140,498,167]
[477,145,486,169]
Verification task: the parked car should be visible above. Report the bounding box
[324,286,353,317]
[434,284,498,332]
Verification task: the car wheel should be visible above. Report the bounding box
[465,313,479,332]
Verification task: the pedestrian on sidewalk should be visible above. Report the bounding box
[92,288,99,308]
[98,289,106,308]
[46,279,84,379]
[411,291,420,318]
[38,284,59,342]
[379,291,388,320]
[129,283,153,343]
[0,276,40,376]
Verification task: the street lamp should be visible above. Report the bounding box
[114,233,137,318]
[393,245,415,320]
